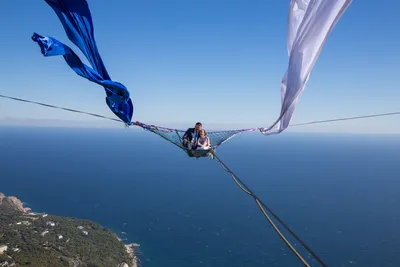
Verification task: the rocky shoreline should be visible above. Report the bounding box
[116,235,141,267]
[124,243,140,267]
[0,192,141,267]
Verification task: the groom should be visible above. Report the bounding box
[182,122,202,150]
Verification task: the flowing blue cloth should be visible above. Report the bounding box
[32,0,133,125]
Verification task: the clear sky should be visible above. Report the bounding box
[0,0,399,133]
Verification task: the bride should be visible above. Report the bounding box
[196,129,211,150]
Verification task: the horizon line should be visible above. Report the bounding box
[1,119,399,135]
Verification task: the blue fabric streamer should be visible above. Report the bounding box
[32,0,133,125]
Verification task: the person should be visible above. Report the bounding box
[182,122,202,149]
[196,129,211,150]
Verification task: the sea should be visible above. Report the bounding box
[0,125,399,267]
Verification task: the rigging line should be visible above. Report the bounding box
[254,198,310,267]
[290,111,400,127]
[1,94,399,130]
[0,94,121,122]
[212,152,326,267]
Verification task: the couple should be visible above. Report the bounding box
[182,122,211,151]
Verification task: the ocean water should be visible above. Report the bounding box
[0,126,399,267]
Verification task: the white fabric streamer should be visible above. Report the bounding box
[261,0,352,135]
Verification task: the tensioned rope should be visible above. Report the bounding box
[0,94,121,122]
[2,93,399,266]
[290,112,400,127]
[1,94,398,129]
[211,152,324,267]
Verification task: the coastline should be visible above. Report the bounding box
[0,192,141,267]
[116,235,141,267]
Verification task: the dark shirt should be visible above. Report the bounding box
[183,128,199,148]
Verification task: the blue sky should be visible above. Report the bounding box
[0,0,399,133]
